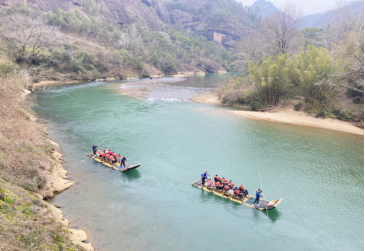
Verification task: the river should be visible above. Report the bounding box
[34,74,364,251]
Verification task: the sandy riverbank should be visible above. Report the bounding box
[231,108,364,136]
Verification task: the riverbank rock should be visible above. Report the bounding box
[68,229,95,251]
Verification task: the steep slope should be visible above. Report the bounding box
[1,0,170,30]
[165,0,259,48]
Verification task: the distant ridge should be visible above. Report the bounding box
[300,0,364,28]
[250,0,279,17]
[247,0,364,28]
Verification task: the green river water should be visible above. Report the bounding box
[34,74,364,251]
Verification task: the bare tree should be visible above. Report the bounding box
[236,30,268,63]
[0,14,59,63]
[263,3,303,55]
[320,0,364,48]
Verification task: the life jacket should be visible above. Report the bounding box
[222,179,227,183]
[239,185,245,191]
[118,155,121,158]
[216,182,222,186]
[106,155,110,159]
[208,180,213,186]
[214,176,220,182]
[229,182,234,188]
[108,151,112,155]
[97,151,101,155]
[112,153,116,157]
[224,185,229,191]
[104,148,107,153]
[101,153,105,157]
[234,190,240,195]
[110,156,114,160]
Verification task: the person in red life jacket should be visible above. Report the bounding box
[103,148,108,153]
[221,177,228,185]
[234,187,243,200]
[117,154,122,165]
[214,175,220,183]
[101,152,106,160]
[110,156,115,165]
[112,152,116,158]
[106,154,110,163]
[224,185,230,192]
[228,180,234,189]
[215,181,223,191]
[239,185,248,197]
[108,150,112,155]
[206,179,215,189]
[97,150,101,157]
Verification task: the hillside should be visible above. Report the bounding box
[0,1,237,82]
[164,0,261,48]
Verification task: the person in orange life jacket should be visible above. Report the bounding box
[106,154,110,163]
[234,187,243,200]
[200,171,210,187]
[206,179,215,189]
[103,148,107,153]
[228,180,234,189]
[215,181,223,190]
[97,150,101,157]
[101,152,106,160]
[221,177,228,185]
[253,189,263,206]
[110,156,115,165]
[224,185,230,192]
[117,154,122,164]
[120,156,127,167]
[112,152,116,158]
[214,175,220,183]
[239,185,248,197]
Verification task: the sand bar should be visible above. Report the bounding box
[231,108,364,136]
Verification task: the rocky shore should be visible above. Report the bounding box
[25,90,95,250]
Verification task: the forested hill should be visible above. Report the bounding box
[0,0,263,81]
[1,0,260,48]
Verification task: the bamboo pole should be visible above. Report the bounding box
[259,171,268,216]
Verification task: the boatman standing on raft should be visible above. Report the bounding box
[201,171,210,187]
[253,189,263,207]
[92,145,98,155]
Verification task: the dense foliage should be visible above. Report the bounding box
[0,3,232,81]
[224,2,363,124]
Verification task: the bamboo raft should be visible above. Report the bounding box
[87,154,141,172]
[192,179,283,210]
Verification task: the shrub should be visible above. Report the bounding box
[294,102,303,111]
[315,109,327,118]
